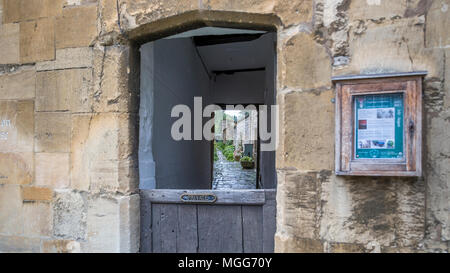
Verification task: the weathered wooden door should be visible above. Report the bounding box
[140,189,276,253]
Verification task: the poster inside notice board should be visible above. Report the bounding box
[354,93,404,159]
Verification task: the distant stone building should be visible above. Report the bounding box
[235,111,258,158]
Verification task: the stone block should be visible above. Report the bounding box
[36,47,93,71]
[93,45,136,113]
[205,0,273,13]
[35,113,71,152]
[42,239,81,253]
[425,156,450,242]
[273,0,313,27]
[70,114,91,191]
[55,5,97,49]
[427,112,450,160]
[82,194,139,252]
[0,235,40,252]
[3,0,63,23]
[319,175,424,248]
[35,153,70,189]
[426,0,450,48]
[23,201,52,237]
[36,69,93,112]
[36,71,69,112]
[71,113,118,191]
[21,186,53,202]
[20,18,55,63]
[277,90,334,171]
[0,100,34,153]
[275,234,323,253]
[119,194,140,252]
[276,170,324,239]
[348,0,422,21]
[381,246,422,253]
[341,18,431,76]
[0,69,36,100]
[205,0,313,26]
[83,196,120,252]
[0,184,24,235]
[328,242,366,253]
[394,177,426,247]
[0,152,33,185]
[99,0,120,34]
[53,190,87,240]
[71,113,137,193]
[411,48,445,80]
[122,0,198,26]
[0,23,20,64]
[89,159,120,192]
[2,0,20,23]
[118,158,139,194]
[281,32,332,90]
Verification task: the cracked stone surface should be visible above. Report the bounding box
[212,150,256,190]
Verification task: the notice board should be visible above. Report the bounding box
[333,72,426,177]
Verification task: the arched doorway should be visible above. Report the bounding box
[129,11,280,253]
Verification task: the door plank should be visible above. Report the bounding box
[152,204,178,253]
[140,198,152,253]
[262,198,276,253]
[176,205,198,253]
[242,205,263,253]
[151,204,161,252]
[197,205,243,253]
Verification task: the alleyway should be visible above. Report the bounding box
[212,150,257,189]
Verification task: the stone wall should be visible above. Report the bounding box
[0,0,448,252]
[0,0,139,252]
[274,0,449,253]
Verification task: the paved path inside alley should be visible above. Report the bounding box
[212,150,257,189]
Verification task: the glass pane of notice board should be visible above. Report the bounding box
[354,93,404,159]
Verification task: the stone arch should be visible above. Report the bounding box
[122,9,282,188]
[126,10,281,45]
[119,10,282,251]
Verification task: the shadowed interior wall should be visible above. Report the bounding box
[139,38,212,189]
[211,71,265,104]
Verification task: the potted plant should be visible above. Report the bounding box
[240,156,255,169]
[234,150,241,161]
[234,144,243,161]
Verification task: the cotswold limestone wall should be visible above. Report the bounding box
[274,0,449,253]
[0,0,139,252]
[0,0,448,253]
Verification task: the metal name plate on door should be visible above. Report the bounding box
[180,193,217,203]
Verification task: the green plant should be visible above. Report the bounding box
[216,141,226,151]
[240,156,253,162]
[223,145,235,161]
